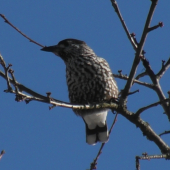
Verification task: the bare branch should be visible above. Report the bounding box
[119,108,170,154]
[159,130,170,137]
[135,71,148,80]
[135,99,170,117]
[130,33,139,46]
[90,112,118,170]
[140,56,156,83]
[136,156,140,170]
[120,0,159,104]
[138,154,169,160]
[157,58,170,79]
[148,22,164,32]
[113,73,154,89]
[0,150,5,160]
[0,69,52,101]
[110,0,138,50]
[0,14,44,48]
[8,68,27,101]
[128,89,139,96]
[136,153,170,170]
[0,54,13,91]
[141,56,170,119]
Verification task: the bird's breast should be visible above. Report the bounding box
[65,57,118,105]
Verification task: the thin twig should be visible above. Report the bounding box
[0,150,5,160]
[157,58,170,79]
[159,130,170,137]
[136,153,170,170]
[128,89,139,96]
[0,54,12,91]
[109,112,118,134]
[113,73,154,89]
[8,69,25,101]
[130,33,139,46]
[0,14,44,48]
[137,153,169,160]
[136,156,140,170]
[0,70,54,101]
[141,56,156,83]
[90,112,118,170]
[148,22,164,32]
[135,99,170,117]
[135,71,148,80]
[141,56,170,119]
[110,0,137,50]
[120,0,159,105]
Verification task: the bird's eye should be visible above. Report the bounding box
[58,41,69,48]
[58,44,65,48]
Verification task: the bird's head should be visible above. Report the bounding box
[41,39,94,62]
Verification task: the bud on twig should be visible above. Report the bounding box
[148,22,164,32]
[46,92,51,97]
[118,70,122,76]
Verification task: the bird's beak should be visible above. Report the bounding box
[41,45,60,56]
[41,45,58,52]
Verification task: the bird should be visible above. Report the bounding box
[41,39,118,145]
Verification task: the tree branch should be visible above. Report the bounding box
[90,112,118,170]
[110,0,137,50]
[113,73,154,89]
[136,153,170,170]
[0,14,44,48]
[0,55,13,91]
[141,56,170,119]
[156,58,170,79]
[135,71,148,80]
[0,150,5,160]
[159,130,170,137]
[135,99,170,117]
[119,107,170,154]
[119,0,159,104]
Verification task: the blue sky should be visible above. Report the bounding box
[0,1,170,169]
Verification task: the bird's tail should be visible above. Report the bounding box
[85,123,109,145]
